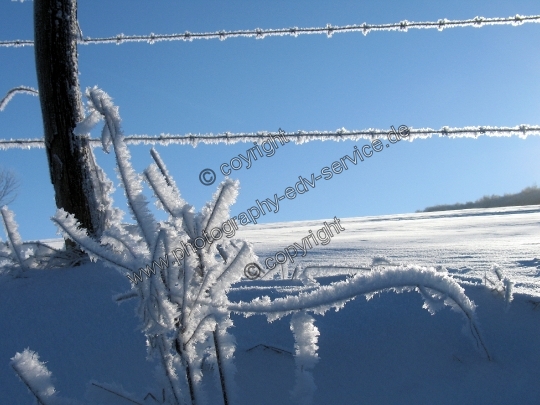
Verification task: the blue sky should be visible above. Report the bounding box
[1,0,540,241]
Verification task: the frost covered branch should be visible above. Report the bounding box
[229,266,491,360]
[0,207,86,273]
[2,13,539,47]
[0,86,38,111]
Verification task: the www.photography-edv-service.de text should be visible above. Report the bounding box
[126,125,408,284]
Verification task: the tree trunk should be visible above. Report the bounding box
[34,0,103,249]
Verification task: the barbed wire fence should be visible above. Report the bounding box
[1,13,539,48]
[1,125,539,150]
[1,13,540,149]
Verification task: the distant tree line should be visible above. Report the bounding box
[419,185,540,212]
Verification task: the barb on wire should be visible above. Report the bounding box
[0,86,38,111]
[1,124,539,150]
[1,13,539,48]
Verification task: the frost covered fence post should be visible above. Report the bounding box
[34,0,105,252]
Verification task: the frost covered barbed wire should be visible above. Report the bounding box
[1,13,539,48]
[1,124,539,150]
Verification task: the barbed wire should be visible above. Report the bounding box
[1,14,539,48]
[1,125,538,150]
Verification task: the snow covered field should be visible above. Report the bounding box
[239,205,540,297]
[1,206,539,404]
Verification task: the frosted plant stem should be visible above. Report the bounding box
[157,335,183,405]
[150,148,179,193]
[90,383,144,405]
[184,315,217,346]
[0,86,38,111]
[0,207,26,273]
[51,213,134,273]
[213,326,229,405]
[229,268,491,360]
[102,232,138,259]
[11,364,48,405]
[175,338,197,405]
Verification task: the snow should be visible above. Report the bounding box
[237,205,540,297]
[1,205,539,404]
[2,87,539,403]
[0,264,151,404]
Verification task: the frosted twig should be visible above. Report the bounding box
[229,266,492,360]
[0,207,27,273]
[11,349,57,405]
[0,86,38,111]
[11,364,48,405]
[90,383,144,405]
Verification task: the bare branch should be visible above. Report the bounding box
[0,167,20,206]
